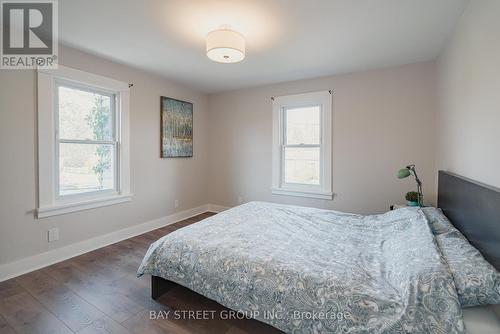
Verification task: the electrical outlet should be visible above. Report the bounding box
[238,196,243,204]
[174,199,179,208]
[48,228,59,242]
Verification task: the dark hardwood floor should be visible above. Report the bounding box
[0,212,282,334]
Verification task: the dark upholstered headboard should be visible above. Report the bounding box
[438,171,500,271]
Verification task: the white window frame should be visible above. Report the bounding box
[272,90,333,200]
[37,65,131,218]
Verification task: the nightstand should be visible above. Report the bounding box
[390,204,407,210]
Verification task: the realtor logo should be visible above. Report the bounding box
[1,0,58,69]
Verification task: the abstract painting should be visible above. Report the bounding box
[161,96,193,157]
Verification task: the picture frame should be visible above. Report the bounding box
[160,96,193,158]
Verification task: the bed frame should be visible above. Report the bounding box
[151,170,500,299]
[151,275,178,299]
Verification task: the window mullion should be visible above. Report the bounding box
[58,139,116,145]
[282,144,321,148]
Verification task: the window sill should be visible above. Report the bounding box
[37,194,133,219]
[271,188,333,200]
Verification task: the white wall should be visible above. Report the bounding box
[0,44,443,271]
[207,62,438,214]
[437,0,500,188]
[0,46,209,266]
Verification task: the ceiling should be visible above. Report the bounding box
[59,0,469,94]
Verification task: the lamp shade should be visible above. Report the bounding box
[206,29,245,63]
[397,168,411,179]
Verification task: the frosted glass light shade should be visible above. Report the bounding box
[206,29,245,63]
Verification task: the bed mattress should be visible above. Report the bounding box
[138,202,465,333]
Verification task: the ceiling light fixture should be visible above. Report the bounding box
[206,28,245,63]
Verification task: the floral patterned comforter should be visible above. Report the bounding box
[138,202,465,333]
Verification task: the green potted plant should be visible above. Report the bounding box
[405,191,420,207]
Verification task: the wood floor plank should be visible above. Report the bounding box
[37,286,104,332]
[68,251,127,282]
[96,250,141,277]
[0,278,24,299]
[64,276,146,323]
[224,326,249,334]
[0,292,72,334]
[45,261,91,288]
[77,315,132,334]
[16,266,104,331]
[107,274,170,313]
[122,310,191,334]
[128,235,156,248]
[45,262,144,323]
[112,239,148,258]
[228,317,284,334]
[0,313,16,334]
[15,268,60,296]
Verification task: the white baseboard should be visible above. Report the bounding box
[206,203,231,213]
[0,204,212,282]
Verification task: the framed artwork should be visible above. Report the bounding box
[160,96,193,158]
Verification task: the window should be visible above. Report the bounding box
[57,84,117,197]
[272,91,333,199]
[37,66,131,218]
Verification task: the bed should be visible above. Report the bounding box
[137,171,500,333]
